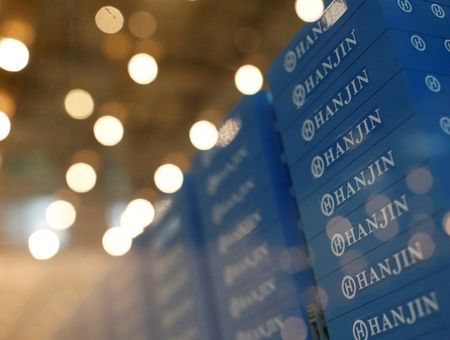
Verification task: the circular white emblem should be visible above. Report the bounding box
[321,193,335,217]
[431,3,446,18]
[440,117,450,135]
[331,233,346,257]
[292,84,306,109]
[397,0,413,13]
[425,75,441,93]
[352,320,369,340]
[341,275,357,300]
[284,51,297,73]
[444,39,450,53]
[410,34,426,51]
[311,156,325,179]
[301,119,316,142]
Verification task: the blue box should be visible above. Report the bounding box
[135,176,219,340]
[280,31,450,169]
[326,264,450,339]
[290,65,450,204]
[308,162,450,280]
[204,183,301,262]
[194,122,285,204]
[318,209,450,320]
[298,108,450,241]
[196,153,290,229]
[220,290,320,340]
[209,231,312,295]
[270,0,450,131]
[194,91,277,174]
[269,0,450,99]
[213,268,314,327]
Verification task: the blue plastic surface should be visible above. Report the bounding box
[318,209,450,320]
[270,0,450,131]
[220,290,318,340]
[298,109,450,241]
[308,163,450,280]
[326,264,450,339]
[280,31,450,168]
[290,67,450,203]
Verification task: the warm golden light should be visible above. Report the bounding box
[46,200,76,230]
[0,111,11,141]
[121,199,155,229]
[28,229,60,260]
[234,64,263,95]
[64,89,94,120]
[0,38,29,72]
[0,90,16,117]
[1,20,35,45]
[295,0,325,22]
[93,115,124,146]
[95,6,124,34]
[128,11,157,39]
[189,120,218,150]
[65,162,97,193]
[102,227,132,256]
[154,164,184,194]
[127,53,158,85]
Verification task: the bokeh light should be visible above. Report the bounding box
[46,200,76,230]
[102,227,132,257]
[128,11,157,39]
[28,229,60,260]
[65,162,97,193]
[295,0,325,22]
[406,167,434,194]
[154,164,184,194]
[95,6,124,34]
[234,64,263,95]
[64,89,94,120]
[189,120,218,150]
[93,115,124,146]
[443,213,450,236]
[128,53,158,85]
[0,111,11,141]
[0,38,29,72]
[121,199,155,229]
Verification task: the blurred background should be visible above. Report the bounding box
[0,0,321,338]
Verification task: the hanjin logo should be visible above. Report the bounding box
[445,39,450,53]
[331,233,346,256]
[341,275,357,299]
[440,117,450,135]
[410,34,426,51]
[311,156,325,178]
[352,320,368,340]
[321,194,335,216]
[431,3,446,18]
[425,75,441,93]
[284,51,297,73]
[293,85,306,109]
[397,0,413,13]
[301,119,316,141]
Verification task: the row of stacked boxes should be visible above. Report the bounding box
[268,0,450,339]
[56,1,450,339]
[192,92,323,340]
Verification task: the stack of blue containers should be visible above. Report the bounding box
[268,0,450,338]
[136,177,218,340]
[193,92,324,340]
